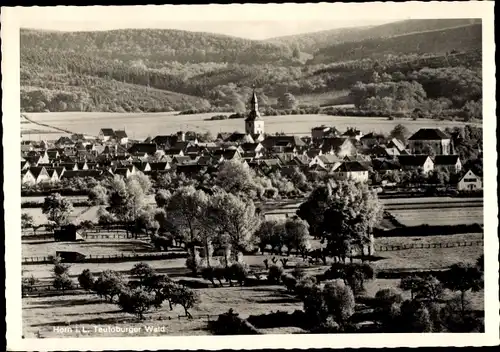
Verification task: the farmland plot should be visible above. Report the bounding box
[22,206,100,226]
[390,207,484,226]
[23,285,303,338]
[25,112,480,141]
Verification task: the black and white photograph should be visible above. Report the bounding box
[2,2,498,350]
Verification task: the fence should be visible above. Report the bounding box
[376,240,483,252]
[22,251,187,265]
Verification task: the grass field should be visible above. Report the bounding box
[390,207,484,226]
[22,206,99,226]
[23,285,303,338]
[24,112,481,141]
[22,277,483,338]
[376,233,483,247]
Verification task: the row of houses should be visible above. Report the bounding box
[20,92,481,190]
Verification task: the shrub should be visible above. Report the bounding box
[281,273,297,293]
[267,265,284,284]
[78,269,95,291]
[229,263,248,287]
[374,288,403,308]
[201,267,217,287]
[168,284,200,318]
[322,280,355,328]
[118,287,156,320]
[53,273,74,291]
[130,262,156,285]
[93,270,126,302]
[22,275,39,294]
[185,251,202,276]
[294,275,316,299]
[292,265,306,279]
[209,309,260,335]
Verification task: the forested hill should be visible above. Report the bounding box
[20,22,483,116]
[267,18,481,54]
[308,23,482,64]
[20,28,298,66]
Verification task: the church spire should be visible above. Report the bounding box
[245,85,262,121]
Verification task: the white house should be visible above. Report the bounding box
[332,161,369,182]
[458,170,482,191]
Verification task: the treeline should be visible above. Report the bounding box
[21,28,298,65]
[308,24,481,64]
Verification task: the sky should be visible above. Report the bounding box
[11,4,434,40]
[13,3,486,40]
[21,19,394,40]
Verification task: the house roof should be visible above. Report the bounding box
[100,128,115,136]
[128,143,158,155]
[149,162,170,171]
[408,128,450,141]
[388,138,406,151]
[372,158,402,171]
[151,135,178,147]
[320,137,351,152]
[114,130,128,138]
[263,135,305,148]
[112,168,130,177]
[29,166,47,178]
[60,170,104,179]
[319,154,342,164]
[397,155,431,166]
[335,161,369,172]
[433,155,461,165]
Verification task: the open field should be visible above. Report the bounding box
[24,112,481,141]
[22,206,99,226]
[376,233,483,247]
[22,285,303,338]
[22,238,156,258]
[390,207,484,226]
[22,277,483,338]
[372,245,482,270]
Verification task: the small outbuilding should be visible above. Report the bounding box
[53,225,86,242]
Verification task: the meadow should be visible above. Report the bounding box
[390,207,484,226]
[24,112,481,141]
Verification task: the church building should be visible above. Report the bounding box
[245,90,265,142]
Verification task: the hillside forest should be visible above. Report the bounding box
[21,19,482,121]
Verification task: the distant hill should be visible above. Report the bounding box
[267,19,481,54]
[307,23,482,64]
[20,28,297,66]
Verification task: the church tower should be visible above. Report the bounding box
[245,89,265,139]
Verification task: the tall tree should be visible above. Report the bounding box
[208,191,260,261]
[298,181,383,261]
[42,193,74,227]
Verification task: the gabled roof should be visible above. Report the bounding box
[149,162,170,171]
[318,154,342,165]
[388,138,406,151]
[99,128,115,136]
[262,135,305,148]
[29,166,48,178]
[320,137,352,152]
[397,155,432,166]
[60,170,104,179]
[128,143,158,155]
[433,155,461,165]
[334,161,369,172]
[372,158,402,171]
[172,156,192,164]
[225,132,254,143]
[112,168,130,177]
[408,128,450,141]
[151,135,178,147]
[114,130,128,138]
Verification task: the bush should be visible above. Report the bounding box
[118,287,156,320]
[294,275,316,299]
[267,265,284,284]
[78,269,95,291]
[93,270,126,302]
[323,280,355,327]
[229,262,248,286]
[22,275,39,294]
[281,273,297,293]
[53,273,74,291]
[168,284,200,318]
[292,265,306,280]
[209,309,260,335]
[130,262,156,285]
